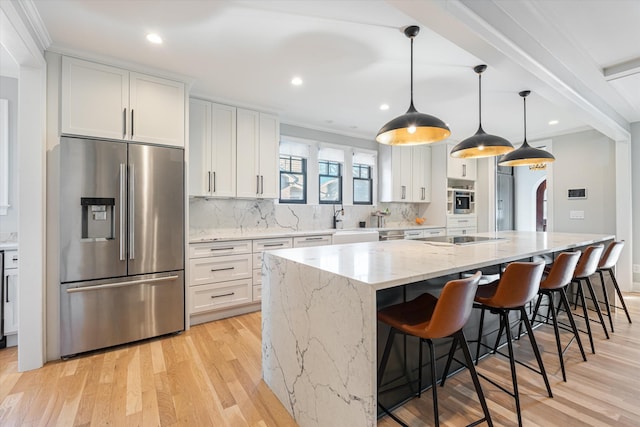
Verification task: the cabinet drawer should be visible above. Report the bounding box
[252,237,292,252]
[253,252,263,270]
[4,251,18,269]
[189,240,251,258]
[423,228,446,237]
[253,285,262,302]
[403,230,423,239]
[447,227,478,236]
[447,216,477,228]
[189,279,252,313]
[189,254,252,286]
[293,235,332,248]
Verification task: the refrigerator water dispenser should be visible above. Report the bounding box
[81,197,115,240]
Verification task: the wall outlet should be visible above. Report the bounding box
[634,264,640,274]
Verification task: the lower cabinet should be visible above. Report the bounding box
[189,279,252,314]
[3,250,18,341]
[446,215,477,236]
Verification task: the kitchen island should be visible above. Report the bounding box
[261,231,614,427]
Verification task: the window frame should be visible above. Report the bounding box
[318,159,342,204]
[279,155,307,204]
[352,163,373,205]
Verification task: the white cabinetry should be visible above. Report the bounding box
[252,237,293,301]
[188,241,252,314]
[189,99,236,197]
[447,144,476,180]
[446,216,477,236]
[3,250,18,338]
[236,109,279,199]
[61,56,185,147]
[403,228,445,239]
[380,145,431,203]
[293,235,332,248]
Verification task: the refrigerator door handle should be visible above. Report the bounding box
[65,275,180,293]
[123,108,127,139]
[129,163,135,260]
[119,163,126,261]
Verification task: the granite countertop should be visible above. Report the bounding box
[188,224,445,243]
[264,231,614,290]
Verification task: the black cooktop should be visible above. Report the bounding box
[416,235,505,245]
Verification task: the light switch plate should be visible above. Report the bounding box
[569,210,585,219]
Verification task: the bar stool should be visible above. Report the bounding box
[377,272,492,427]
[596,241,632,331]
[570,244,609,354]
[457,261,551,427]
[530,252,587,382]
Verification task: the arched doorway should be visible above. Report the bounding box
[536,180,547,231]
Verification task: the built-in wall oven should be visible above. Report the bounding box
[454,190,474,214]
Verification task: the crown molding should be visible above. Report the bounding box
[16,0,51,52]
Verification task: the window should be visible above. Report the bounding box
[279,156,307,203]
[353,163,373,205]
[318,160,342,204]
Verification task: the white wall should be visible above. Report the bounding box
[551,130,616,234]
[0,76,19,237]
[631,121,640,287]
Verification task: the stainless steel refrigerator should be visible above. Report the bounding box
[59,137,184,357]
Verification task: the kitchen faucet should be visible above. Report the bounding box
[333,205,344,229]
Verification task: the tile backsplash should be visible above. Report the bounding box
[189,198,424,238]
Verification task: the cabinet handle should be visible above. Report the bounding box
[260,175,264,195]
[211,267,235,272]
[213,171,216,193]
[208,172,211,193]
[422,187,425,200]
[5,276,8,303]
[131,109,134,138]
[263,243,284,247]
[256,175,260,194]
[462,164,466,177]
[123,108,127,139]
[305,237,324,241]
[211,292,234,299]
[401,185,406,200]
[210,247,234,251]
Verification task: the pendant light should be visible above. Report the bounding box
[376,26,450,146]
[498,90,555,167]
[450,65,514,158]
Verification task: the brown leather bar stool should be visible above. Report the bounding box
[596,241,631,331]
[570,244,609,353]
[457,262,551,427]
[531,252,587,382]
[377,272,492,427]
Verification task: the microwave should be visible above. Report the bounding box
[454,190,473,214]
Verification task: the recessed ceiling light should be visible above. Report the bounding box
[146,33,163,44]
[291,76,303,86]
[548,120,559,125]
[379,104,389,111]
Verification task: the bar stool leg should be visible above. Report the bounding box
[560,289,588,362]
[440,336,458,386]
[531,293,544,326]
[502,311,523,427]
[519,307,553,398]
[596,270,615,333]
[606,268,633,323]
[576,279,596,354]
[417,337,424,398]
[378,328,396,387]
[547,292,567,382]
[584,277,610,339]
[426,339,439,426]
[475,306,486,365]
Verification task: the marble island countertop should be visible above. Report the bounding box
[264,230,614,291]
[188,224,445,243]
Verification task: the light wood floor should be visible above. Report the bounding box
[1,294,639,427]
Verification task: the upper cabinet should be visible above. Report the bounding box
[447,144,476,180]
[189,99,236,197]
[236,109,279,199]
[61,56,185,147]
[379,145,431,203]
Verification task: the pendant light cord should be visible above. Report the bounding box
[523,95,527,142]
[410,36,414,108]
[478,72,482,125]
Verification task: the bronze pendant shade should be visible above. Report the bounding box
[498,91,556,167]
[376,26,450,146]
[450,65,514,158]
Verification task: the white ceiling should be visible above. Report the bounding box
[28,0,640,144]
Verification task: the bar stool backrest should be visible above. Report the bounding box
[427,271,481,339]
[599,241,624,270]
[490,262,545,308]
[541,251,581,290]
[574,244,604,279]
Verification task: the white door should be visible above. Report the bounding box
[258,113,280,199]
[61,56,129,140]
[129,72,185,147]
[188,99,212,196]
[236,109,260,198]
[211,103,237,198]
